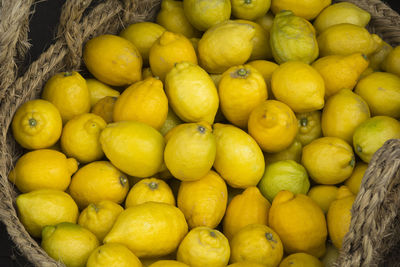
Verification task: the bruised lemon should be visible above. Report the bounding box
[125,178,175,207]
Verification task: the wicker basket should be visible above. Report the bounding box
[0,0,399,266]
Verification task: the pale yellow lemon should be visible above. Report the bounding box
[255,11,274,32]
[247,60,279,97]
[271,0,331,20]
[125,178,175,207]
[159,108,183,136]
[86,243,142,267]
[231,0,271,20]
[86,78,120,107]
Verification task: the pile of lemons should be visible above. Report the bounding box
[9,0,400,266]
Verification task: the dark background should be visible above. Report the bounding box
[1,0,400,266]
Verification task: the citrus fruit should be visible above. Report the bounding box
[91,96,117,123]
[279,253,323,267]
[231,0,271,20]
[125,178,175,207]
[86,243,142,267]
[271,0,330,20]
[381,45,400,76]
[307,185,339,214]
[345,162,368,195]
[86,78,120,107]
[296,111,322,146]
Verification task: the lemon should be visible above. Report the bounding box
[248,100,298,153]
[355,72,400,118]
[247,60,279,97]
[269,191,327,257]
[140,254,176,267]
[87,243,142,267]
[327,186,355,249]
[352,116,400,163]
[296,111,322,146]
[120,22,166,64]
[149,260,189,267]
[125,178,175,207]
[183,0,231,31]
[159,108,183,136]
[219,65,267,128]
[178,170,227,229]
[42,71,91,124]
[41,222,99,267]
[86,78,120,107]
[164,122,216,181]
[142,67,154,79]
[113,77,168,130]
[313,2,371,33]
[270,10,319,64]
[255,11,275,32]
[317,24,382,57]
[16,189,79,238]
[104,202,188,258]
[382,45,400,76]
[9,149,77,193]
[302,137,355,185]
[307,185,339,214]
[271,61,325,113]
[264,138,303,165]
[198,20,255,74]
[231,0,271,20]
[321,89,371,144]
[279,253,323,267]
[177,227,230,267]
[321,242,339,267]
[369,41,393,70]
[156,0,201,38]
[223,187,270,240]
[345,162,368,195]
[228,263,266,267]
[83,34,142,86]
[312,53,370,97]
[100,121,165,177]
[69,161,129,209]
[78,201,124,242]
[258,160,310,203]
[213,123,265,188]
[190,37,200,53]
[149,31,197,81]
[271,0,330,20]
[91,96,117,123]
[230,224,283,266]
[165,62,219,124]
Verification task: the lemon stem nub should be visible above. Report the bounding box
[356,145,362,153]
[29,118,37,127]
[198,125,206,133]
[300,118,308,127]
[237,68,248,77]
[265,232,277,243]
[120,176,128,187]
[244,0,251,3]
[64,71,72,77]
[210,231,216,237]
[349,157,355,167]
[148,181,158,190]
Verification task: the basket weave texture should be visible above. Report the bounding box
[0,0,399,266]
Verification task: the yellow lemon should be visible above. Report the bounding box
[104,202,188,258]
[230,224,283,266]
[178,170,227,229]
[219,65,267,128]
[9,149,77,193]
[159,108,183,136]
[248,100,298,153]
[177,227,230,267]
[271,0,330,20]
[213,123,265,188]
[125,178,175,207]
[165,61,219,124]
[12,99,62,149]
[140,254,176,267]
[183,0,231,31]
[369,41,393,70]
[223,187,270,240]
[198,20,255,73]
[321,89,371,144]
[313,2,371,33]
[352,116,400,163]
[156,0,201,38]
[296,111,322,146]
[271,61,325,113]
[120,22,166,64]
[16,190,79,238]
[190,37,200,54]
[345,162,368,195]
[78,201,124,242]
[321,242,339,267]
[317,24,382,57]
[149,31,197,81]
[100,121,165,177]
[247,60,279,97]
[355,72,400,118]
[113,77,168,130]
[232,0,271,20]
[255,11,275,32]
[60,113,106,163]
[228,263,266,267]
[264,138,303,165]
[312,53,370,97]
[86,78,120,107]
[270,10,319,64]
[164,122,216,181]
[142,67,154,79]
[83,34,142,86]
[149,260,189,267]
[307,185,339,214]
[382,45,400,76]
[69,161,129,209]
[327,186,355,249]
[41,222,99,267]
[42,71,91,124]
[359,67,375,79]
[302,137,355,185]
[87,243,142,267]
[279,253,323,267]
[269,191,327,257]
[91,96,117,123]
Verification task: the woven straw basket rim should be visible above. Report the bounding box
[0,0,400,266]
